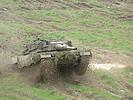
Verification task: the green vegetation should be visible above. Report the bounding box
[116,66,133,86]
[0,75,68,100]
[12,8,132,53]
[39,32,65,40]
[34,27,133,52]
[48,22,75,29]
[89,0,104,6]
[94,70,121,89]
[0,21,42,41]
[23,38,36,42]
[95,8,123,14]
[120,21,133,25]
[0,21,39,34]
[0,0,20,7]
[25,10,63,21]
[65,83,121,100]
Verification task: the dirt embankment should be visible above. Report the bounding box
[90,48,133,70]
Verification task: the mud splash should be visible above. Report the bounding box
[90,63,125,70]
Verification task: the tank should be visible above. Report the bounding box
[12,38,92,81]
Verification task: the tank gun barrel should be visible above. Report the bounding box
[65,46,77,50]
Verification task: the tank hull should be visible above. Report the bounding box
[12,50,92,76]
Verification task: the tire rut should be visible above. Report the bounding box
[51,85,89,100]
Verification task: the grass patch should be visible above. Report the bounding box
[120,21,133,25]
[38,10,59,16]
[39,32,65,40]
[89,0,104,7]
[111,67,133,96]
[26,13,41,19]
[0,21,40,34]
[62,9,110,21]
[95,8,123,14]
[24,9,113,23]
[62,30,133,52]
[0,0,20,7]
[2,1,133,54]
[0,21,41,40]
[25,10,63,21]
[94,70,121,89]
[121,66,133,86]
[23,38,35,43]
[78,19,98,26]
[0,76,68,100]
[48,22,75,29]
[65,83,121,100]
[0,92,30,100]
[13,11,25,15]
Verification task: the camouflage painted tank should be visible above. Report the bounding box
[12,38,92,81]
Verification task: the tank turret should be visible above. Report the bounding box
[23,38,77,55]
